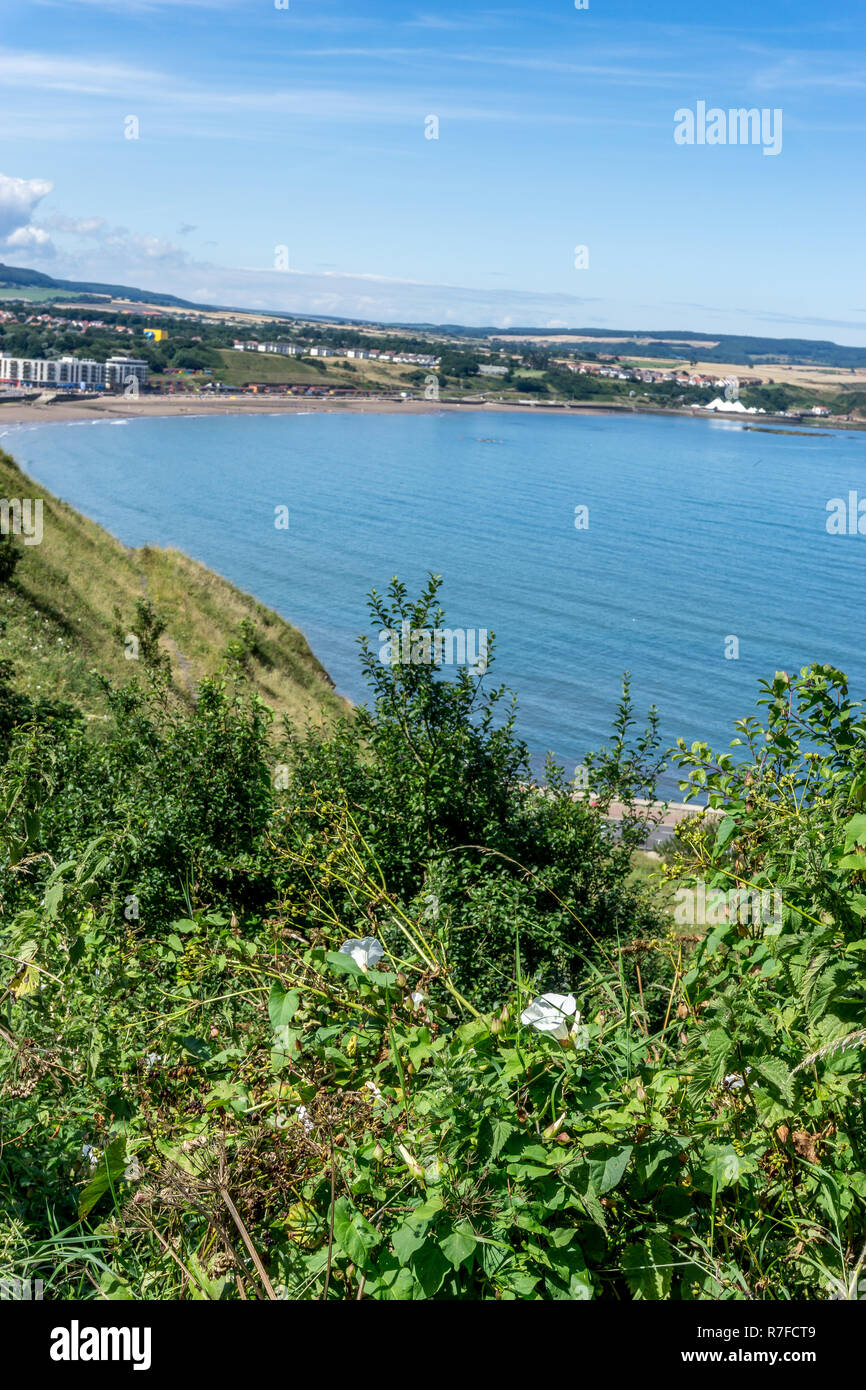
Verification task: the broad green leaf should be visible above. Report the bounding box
[44,882,64,917]
[268,982,300,1032]
[270,1025,301,1073]
[843,814,866,852]
[78,1138,127,1217]
[331,1197,380,1268]
[701,1144,755,1190]
[411,1239,451,1296]
[477,1117,514,1162]
[98,1269,134,1301]
[587,1143,633,1194]
[363,1256,416,1301]
[752,1055,794,1104]
[392,1214,431,1266]
[439,1225,477,1270]
[622,1237,672,1300]
[325,951,366,979]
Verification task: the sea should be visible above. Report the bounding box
[4,408,865,787]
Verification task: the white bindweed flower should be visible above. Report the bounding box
[296,1105,314,1135]
[520,993,580,1042]
[365,1080,384,1102]
[339,937,385,971]
[409,991,425,1011]
[124,1156,143,1182]
[723,1067,752,1091]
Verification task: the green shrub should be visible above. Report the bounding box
[1,587,863,1300]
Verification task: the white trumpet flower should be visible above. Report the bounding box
[339,937,385,971]
[520,993,580,1042]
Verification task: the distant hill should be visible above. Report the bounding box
[1,261,865,368]
[443,325,866,370]
[0,262,206,310]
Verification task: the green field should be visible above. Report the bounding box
[216,349,419,392]
[0,287,77,304]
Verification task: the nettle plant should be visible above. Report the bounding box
[74,782,855,1303]
[1,607,864,1299]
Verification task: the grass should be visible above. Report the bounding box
[215,349,418,393]
[0,448,348,730]
[0,288,73,304]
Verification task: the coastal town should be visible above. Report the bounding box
[0,302,855,422]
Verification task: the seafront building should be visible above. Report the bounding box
[105,356,150,388]
[0,354,149,391]
[0,355,104,388]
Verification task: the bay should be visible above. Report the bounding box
[5,408,865,782]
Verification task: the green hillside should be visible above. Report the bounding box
[0,449,347,729]
[0,261,202,309]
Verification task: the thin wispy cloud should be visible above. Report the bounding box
[2,0,863,340]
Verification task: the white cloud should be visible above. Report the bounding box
[45,213,107,237]
[6,225,54,253]
[0,49,163,96]
[0,172,54,254]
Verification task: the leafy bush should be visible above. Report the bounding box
[1,585,864,1300]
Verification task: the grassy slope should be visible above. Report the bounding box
[216,349,426,392]
[0,448,348,729]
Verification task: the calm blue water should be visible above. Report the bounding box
[4,409,866,782]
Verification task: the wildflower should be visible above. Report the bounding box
[543,1113,566,1141]
[409,990,425,1012]
[520,992,580,1042]
[296,1105,314,1135]
[80,1144,99,1169]
[124,1156,143,1182]
[365,1080,384,1102]
[397,1143,425,1183]
[339,936,384,971]
[723,1067,752,1090]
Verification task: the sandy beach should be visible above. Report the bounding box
[0,392,856,430]
[0,393,632,427]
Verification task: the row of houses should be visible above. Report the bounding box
[231,341,438,367]
[233,341,300,356]
[556,360,766,391]
[0,354,150,390]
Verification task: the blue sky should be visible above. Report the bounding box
[2,0,865,339]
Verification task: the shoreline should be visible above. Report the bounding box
[0,393,860,430]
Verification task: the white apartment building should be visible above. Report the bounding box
[0,355,104,388]
[105,356,149,389]
[0,354,149,390]
[257,342,299,356]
